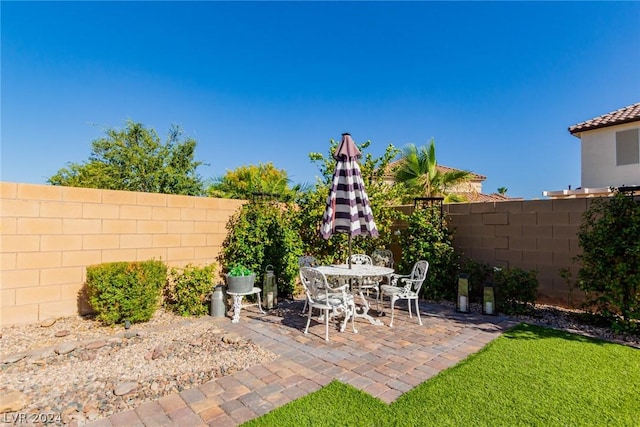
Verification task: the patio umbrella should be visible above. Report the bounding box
[320,133,379,268]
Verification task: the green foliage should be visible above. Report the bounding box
[494,267,538,315]
[576,190,640,332]
[207,162,304,201]
[228,265,254,277]
[392,139,474,203]
[164,263,216,317]
[398,206,458,301]
[48,120,205,195]
[298,138,406,263]
[220,199,303,297]
[86,260,166,325]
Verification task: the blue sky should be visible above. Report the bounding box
[2,1,639,200]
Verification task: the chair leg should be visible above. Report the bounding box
[304,305,313,334]
[324,308,330,341]
[350,303,358,334]
[415,298,423,325]
[407,298,413,318]
[389,295,398,328]
[301,299,308,314]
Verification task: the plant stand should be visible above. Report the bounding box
[226,287,265,323]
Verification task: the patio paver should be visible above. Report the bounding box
[85,301,517,427]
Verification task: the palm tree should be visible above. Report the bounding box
[497,187,508,195]
[393,139,473,203]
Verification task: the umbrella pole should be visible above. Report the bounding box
[348,235,352,269]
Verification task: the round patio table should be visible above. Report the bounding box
[315,264,394,327]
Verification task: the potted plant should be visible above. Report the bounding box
[226,264,255,293]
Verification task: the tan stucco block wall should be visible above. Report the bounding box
[445,199,592,307]
[0,182,243,326]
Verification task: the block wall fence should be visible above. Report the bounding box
[392,198,591,307]
[1,182,592,326]
[0,182,244,326]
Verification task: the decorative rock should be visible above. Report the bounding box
[0,390,27,413]
[2,353,27,364]
[40,318,57,327]
[113,382,138,396]
[55,342,77,355]
[85,340,108,350]
[222,333,241,344]
[55,330,70,337]
[151,346,164,360]
[124,331,137,339]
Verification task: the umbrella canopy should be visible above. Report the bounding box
[320,133,378,265]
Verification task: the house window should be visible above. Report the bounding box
[616,128,639,166]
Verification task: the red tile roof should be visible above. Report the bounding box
[568,102,640,135]
[385,159,486,181]
[456,192,520,203]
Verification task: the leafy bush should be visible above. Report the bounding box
[86,260,166,325]
[494,267,538,315]
[576,190,640,332]
[398,205,458,301]
[220,199,303,298]
[165,263,216,317]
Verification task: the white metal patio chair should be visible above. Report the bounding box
[371,248,395,289]
[299,267,357,341]
[379,260,429,327]
[298,255,319,314]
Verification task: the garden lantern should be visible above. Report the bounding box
[262,265,278,309]
[457,273,470,313]
[483,283,496,315]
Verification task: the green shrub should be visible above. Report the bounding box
[165,263,216,317]
[219,199,303,298]
[576,190,640,332]
[494,267,538,315]
[86,260,166,325]
[398,206,458,301]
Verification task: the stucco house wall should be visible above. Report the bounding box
[581,121,640,188]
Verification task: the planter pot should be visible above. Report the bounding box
[226,274,255,293]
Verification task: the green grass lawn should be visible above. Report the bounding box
[243,324,640,427]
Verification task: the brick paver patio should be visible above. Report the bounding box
[85,300,518,426]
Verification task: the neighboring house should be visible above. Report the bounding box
[384,160,516,202]
[544,102,640,198]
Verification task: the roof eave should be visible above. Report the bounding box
[568,117,640,137]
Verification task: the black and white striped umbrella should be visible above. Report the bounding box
[320,133,378,266]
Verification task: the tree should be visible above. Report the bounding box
[497,187,508,195]
[576,190,640,331]
[48,120,205,195]
[207,162,303,201]
[393,139,473,203]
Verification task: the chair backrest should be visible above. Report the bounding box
[410,260,429,292]
[299,267,329,303]
[298,255,318,267]
[371,249,394,268]
[348,254,372,265]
